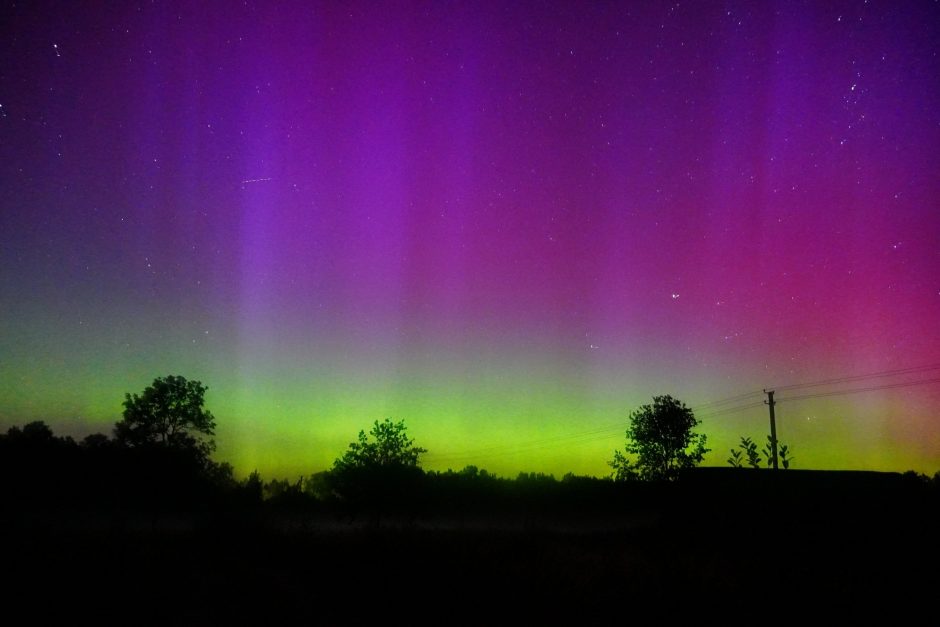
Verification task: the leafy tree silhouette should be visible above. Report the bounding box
[110,376,223,511]
[242,470,264,502]
[0,421,78,506]
[20,420,56,442]
[333,418,427,471]
[609,395,709,481]
[329,419,427,520]
[114,375,217,465]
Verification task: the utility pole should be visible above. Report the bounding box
[764,389,778,470]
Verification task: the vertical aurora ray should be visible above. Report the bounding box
[0,1,937,478]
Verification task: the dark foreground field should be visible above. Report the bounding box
[4,470,936,623]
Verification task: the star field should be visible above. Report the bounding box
[1,1,938,478]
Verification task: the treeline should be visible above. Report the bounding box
[2,420,938,523]
[2,372,936,524]
[0,420,653,517]
[0,421,237,511]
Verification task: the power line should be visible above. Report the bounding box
[423,422,626,462]
[772,363,940,393]
[425,388,769,464]
[776,376,940,404]
[696,400,767,420]
[425,365,940,467]
[428,403,766,465]
[426,428,625,464]
[691,390,764,411]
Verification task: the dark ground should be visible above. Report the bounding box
[4,470,936,624]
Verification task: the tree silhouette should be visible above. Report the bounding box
[609,449,637,481]
[114,375,217,464]
[609,395,709,481]
[329,419,427,515]
[333,418,427,473]
[80,433,113,449]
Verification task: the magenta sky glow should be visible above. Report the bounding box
[1,1,938,477]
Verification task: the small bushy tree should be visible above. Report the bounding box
[609,395,710,481]
[330,419,427,511]
[333,419,427,472]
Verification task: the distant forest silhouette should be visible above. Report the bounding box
[3,375,937,620]
[2,375,937,517]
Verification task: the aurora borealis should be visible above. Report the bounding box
[1,1,938,479]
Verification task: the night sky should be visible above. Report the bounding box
[1,1,938,478]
